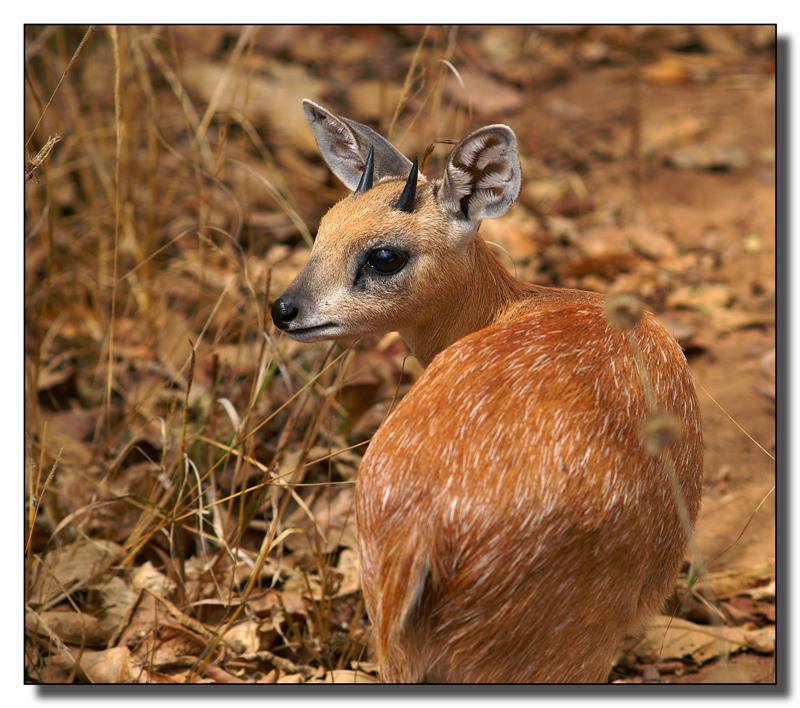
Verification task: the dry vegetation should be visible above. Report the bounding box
[24,25,776,684]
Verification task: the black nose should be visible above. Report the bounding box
[271,297,299,330]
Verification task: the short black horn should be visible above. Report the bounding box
[394,157,418,213]
[355,145,375,193]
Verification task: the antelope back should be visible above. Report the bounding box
[356,294,703,682]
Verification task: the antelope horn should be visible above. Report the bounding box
[355,145,375,193]
[394,157,418,213]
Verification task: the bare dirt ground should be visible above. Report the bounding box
[24,25,775,684]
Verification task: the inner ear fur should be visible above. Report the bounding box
[302,99,413,191]
[439,125,521,225]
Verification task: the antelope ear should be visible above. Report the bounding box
[302,99,413,191]
[438,125,521,226]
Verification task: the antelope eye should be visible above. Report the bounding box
[367,248,407,275]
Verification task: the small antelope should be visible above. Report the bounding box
[271,100,703,683]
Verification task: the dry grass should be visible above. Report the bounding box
[24,24,474,684]
[24,25,775,684]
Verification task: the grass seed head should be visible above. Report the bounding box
[641,413,683,455]
[604,294,644,331]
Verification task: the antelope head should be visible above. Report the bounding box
[271,99,522,362]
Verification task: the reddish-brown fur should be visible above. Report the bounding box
[356,288,702,682]
[276,102,704,683]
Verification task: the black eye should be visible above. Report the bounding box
[367,248,407,275]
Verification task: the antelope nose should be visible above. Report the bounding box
[271,298,299,330]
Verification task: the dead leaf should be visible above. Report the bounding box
[30,539,121,608]
[348,398,394,439]
[205,664,248,684]
[445,68,524,116]
[641,55,693,85]
[346,80,403,122]
[282,570,325,603]
[657,314,699,348]
[91,576,140,638]
[695,26,745,56]
[699,661,764,683]
[641,53,720,85]
[693,562,775,600]
[308,669,379,684]
[351,660,380,674]
[575,225,630,257]
[479,26,525,64]
[480,210,540,261]
[333,352,393,432]
[26,609,109,647]
[154,309,196,379]
[276,672,304,683]
[169,26,235,56]
[246,590,283,618]
[522,177,594,217]
[51,646,134,683]
[740,579,776,602]
[546,215,580,243]
[39,654,73,683]
[116,591,162,657]
[626,228,678,260]
[142,638,201,671]
[749,25,776,50]
[633,616,775,665]
[722,596,773,626]
[36,361,76,393]
[223,619,261,658]
[41,408,94,467]
[258,669,278,683]
[744,627,776,654]
[668,284,732,311]
[642,116,707,156]
[284,487,356,553]
[181,61,324,153]
[335,549,361,597]
[642,664,660,682]
[666,144,749,172]
[653,660,688,676]
[131,561,176,598]
[744,235,764,254]
[81,646,135,683]
[710,308,773,335]
[560,252,638,279]
[657,253,702,276]
[666,284,770,333]
[546,97,587,121]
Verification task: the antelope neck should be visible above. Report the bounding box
[399,237,543,367]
